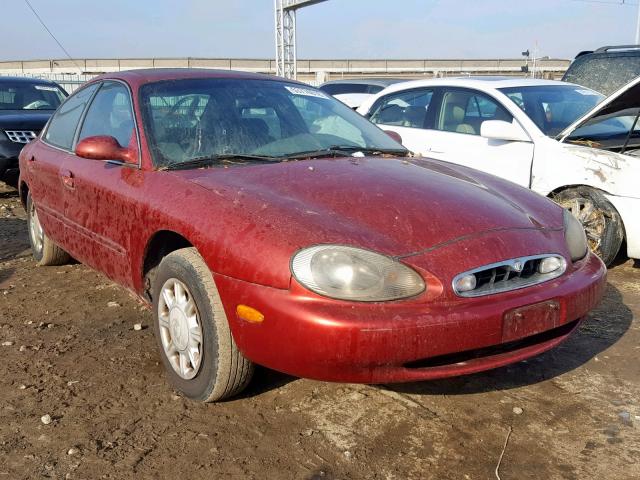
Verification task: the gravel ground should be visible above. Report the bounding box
[0,182,638,479]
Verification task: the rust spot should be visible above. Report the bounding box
[586,168,607,182]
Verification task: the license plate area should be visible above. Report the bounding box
[502,300,561,343]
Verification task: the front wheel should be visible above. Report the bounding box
[152,247,254,402]
[554,187,624,266]
[26,192,70,266]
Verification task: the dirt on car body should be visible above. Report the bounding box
[0,183,638,479]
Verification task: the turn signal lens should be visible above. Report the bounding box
[236,305,264,323]
[538,256,565,274]
[453,274,477,293]
[563,210,588,262]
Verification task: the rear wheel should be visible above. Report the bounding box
[152,247,253,402]
[553,187,624,266]
[26,192,70,266]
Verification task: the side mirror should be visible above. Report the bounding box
[75,135,136,164]
[480,120,530,143]
[384,130,403,144]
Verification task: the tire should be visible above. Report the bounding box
[553,187,624,266]
[152,247,253,402]
[26,192,70,266]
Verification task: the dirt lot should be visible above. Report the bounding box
[0,182,638,480]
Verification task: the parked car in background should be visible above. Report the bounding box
[0,76,67,183]
[319,78,407,109]
[358,76,640,266]
[19,69,605,401]
[562,45,640,96]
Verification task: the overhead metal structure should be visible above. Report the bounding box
[274,0,328,79]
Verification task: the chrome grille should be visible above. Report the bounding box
[4,130,38,144]
[452,254,567,297]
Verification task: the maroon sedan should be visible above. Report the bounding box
[18,69,606,401]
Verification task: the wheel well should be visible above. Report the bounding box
[19,182,29,209]
[546,184,610,199]
[142,231,192,301]
[547,183,627,255]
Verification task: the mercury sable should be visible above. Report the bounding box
[18,69,606,401]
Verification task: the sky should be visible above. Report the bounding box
[1,0,639,61]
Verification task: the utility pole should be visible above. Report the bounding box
[635,1,640,44]
[274,0,329,79]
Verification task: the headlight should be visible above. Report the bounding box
[563,209,588,262]
[291,245,425,301]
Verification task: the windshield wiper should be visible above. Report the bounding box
[161,154,280,171]
[282,145,409,160]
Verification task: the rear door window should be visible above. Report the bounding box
[368,88,434,129]
[44,83,99,150]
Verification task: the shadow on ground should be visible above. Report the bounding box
[384,283,632,396]
[0,266,15,287]
[0,217,29,262]
[238,366,297,399]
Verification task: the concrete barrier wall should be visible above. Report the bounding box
[0,57,571,91]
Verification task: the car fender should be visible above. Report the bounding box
[530,137,639,199]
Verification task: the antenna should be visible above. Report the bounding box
[23,0,82,74]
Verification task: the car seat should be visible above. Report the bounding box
[440,92,476,134]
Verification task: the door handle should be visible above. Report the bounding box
[60,169,75,189]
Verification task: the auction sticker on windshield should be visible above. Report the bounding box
[576,89,600,96]
[285,85,329,98]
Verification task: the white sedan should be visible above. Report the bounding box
[357,77,640,266]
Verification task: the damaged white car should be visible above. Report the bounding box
[358,77,640,265]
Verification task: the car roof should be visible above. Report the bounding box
[373,76,577,95]
[91,68,303,87]
[0,76,61,86]
[588,45,640,56]
[320,78,408,87]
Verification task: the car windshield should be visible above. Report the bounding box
[499,85,604,137]
[139,78,407,168]
[0,82,66,110]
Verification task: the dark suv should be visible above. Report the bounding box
[0,77,67,183]
[562,45,640,95]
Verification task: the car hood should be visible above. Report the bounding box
[0,110,53,130]
[558,75,640,141]
[181,156,562,260]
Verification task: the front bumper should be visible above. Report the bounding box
[0,156,18,178]
[0,139,22,177]
[214,252,606,384]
